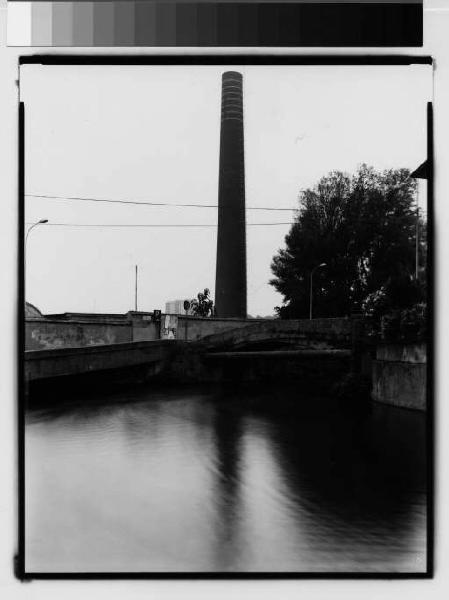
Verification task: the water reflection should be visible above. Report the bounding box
[25,385,427,573]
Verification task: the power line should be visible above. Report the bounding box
[25,216,426,229]
[26,194,427,220]
[25,222,293,228]
[25,193,297,212]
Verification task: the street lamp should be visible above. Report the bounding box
[25,219,48,298]
[310,262,327,320]
[410,160,429,281]
[25,218,48,248]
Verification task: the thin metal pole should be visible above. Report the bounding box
[24,223,39,277]
[416,214,419,280]
[135,265,138,311]
[309,263,326,320]
[309,271,313,320]
[24,220,48,295]
[415,186,420,281]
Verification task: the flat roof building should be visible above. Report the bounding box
[165,300,193,315]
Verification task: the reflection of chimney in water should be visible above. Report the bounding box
[215,71,247,318]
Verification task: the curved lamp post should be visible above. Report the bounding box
[25,218,48,248]
[410,160,429,281]
[309,262,327,320]
[25,219,48,296]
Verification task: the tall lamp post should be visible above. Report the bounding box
[134,265,138,312]
[310,262,327,320]
[25,219,48,300]
[25,218,48,248]
[410,160,429,281]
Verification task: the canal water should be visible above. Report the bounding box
[25,385,427,573]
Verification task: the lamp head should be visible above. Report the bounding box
[39,219,48,224]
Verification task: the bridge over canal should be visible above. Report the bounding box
[168,317,358,388]
[199,317,354,351]
[25,317,362,394]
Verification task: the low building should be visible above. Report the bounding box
[165,299,194,315]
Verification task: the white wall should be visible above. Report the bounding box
[1,1,449,599]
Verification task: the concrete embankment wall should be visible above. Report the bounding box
[26,315,159,350]
[26,340,179,385]
[372,342,426,411]
[26,319,132,350]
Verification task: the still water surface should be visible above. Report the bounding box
[26,386,427,573]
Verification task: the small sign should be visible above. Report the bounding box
[161,314,178,340]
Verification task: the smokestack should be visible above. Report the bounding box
[215,71,247,318]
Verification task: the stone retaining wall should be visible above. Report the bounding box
[372,342,426,411]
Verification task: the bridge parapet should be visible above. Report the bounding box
[198,317,354,352]
[25,339,180,382]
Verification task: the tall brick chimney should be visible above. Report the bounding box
[214,71,247,318]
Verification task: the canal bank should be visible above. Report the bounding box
[24,312,427,412]
[25,342,353,407]
[371,341,427,411]
[25,340,428,413]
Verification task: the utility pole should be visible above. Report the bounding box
[25,219,48,303]
[415,186,420,281]
[309,263,327,320]
[135,265,138,312]
[410,161,429,280]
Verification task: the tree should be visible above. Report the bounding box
[270,165,426,319]
[191,288,214,317]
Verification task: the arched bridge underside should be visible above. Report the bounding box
[166,318,359,389]
[199,317,354,353]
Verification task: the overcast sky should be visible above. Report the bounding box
[22,64,431,316]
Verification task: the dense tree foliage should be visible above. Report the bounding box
[270,165,426,321]
[191,288,214,317]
